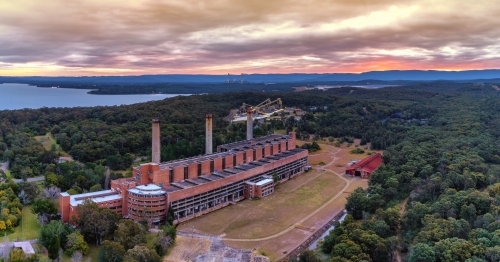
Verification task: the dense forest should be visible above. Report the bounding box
[3,81,500,261]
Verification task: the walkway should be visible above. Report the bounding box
[0,160,8,172]
[13,176,45,183]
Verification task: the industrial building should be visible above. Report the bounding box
[60,111,308,224]
[345,153,382,179]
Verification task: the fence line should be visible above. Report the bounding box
[276,209,346,262]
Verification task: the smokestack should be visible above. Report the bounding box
[152,118,161,164]
[205,114,213,154]
[247,108,253,140]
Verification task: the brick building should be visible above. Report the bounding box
[244,178,274,198]
[345,153,383,179]
[59,115,308,224]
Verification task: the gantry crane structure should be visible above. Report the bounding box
[239,98,283,115]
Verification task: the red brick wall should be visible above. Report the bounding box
[224,155,234,169]
[235,152,244,166]
[264,144,271,157]
[188,163,198,179]
[59,194,70,222]
[272,143,279,155]
[288,132,296,149]
[152,169,170,185]
[200,160,211,175]
[245,149,254,163]
[139,164,150,184]
[213,157,223,172]
[173,165,184,182]
[255,147,263,160]
[280,141,287,153]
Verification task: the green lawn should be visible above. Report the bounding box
[8,206,41,241]
[5,170,12,179]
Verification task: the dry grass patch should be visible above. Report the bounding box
[164,235,212,262]
[178,170,346,239]
[34,133,68,156]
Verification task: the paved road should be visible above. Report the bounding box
[0,160,9,172]
[12,176,45,183]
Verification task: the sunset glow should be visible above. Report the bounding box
[1,0,499,76]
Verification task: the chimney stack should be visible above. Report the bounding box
[247,108,253,140]
[152,118,161,164]
[205,114,213,154]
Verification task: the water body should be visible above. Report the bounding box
[0,83,183,110]
[308,213,347,250]
[315,84,398,90]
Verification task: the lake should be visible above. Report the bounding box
[0,83,183,110]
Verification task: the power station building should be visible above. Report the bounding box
[59,113,308,224]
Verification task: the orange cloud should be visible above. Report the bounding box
[0,0,499,76]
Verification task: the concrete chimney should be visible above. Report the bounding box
[205,114,213,154]
[152,118,161,164]
[247,108,253,140]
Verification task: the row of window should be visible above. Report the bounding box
[128,192,165,198]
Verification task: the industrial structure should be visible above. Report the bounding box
[231,98,283,123]
[60,114,308,225]
[345,153,383,179]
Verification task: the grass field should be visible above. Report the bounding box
[8,206,41,241]
[179,169,346,239]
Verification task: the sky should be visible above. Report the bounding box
[1,0,499,76]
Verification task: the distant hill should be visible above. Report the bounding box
[1,69,500,84]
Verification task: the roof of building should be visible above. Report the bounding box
[70,190,122,206]
[142,134,293,171]
[129,184,166,195]
[347,153,383,173]
[161,148,306,193]
[14,242,35,255]
[255,179,273,186]
[218,134,288,151]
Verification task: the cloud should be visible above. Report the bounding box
[0,0,499,75]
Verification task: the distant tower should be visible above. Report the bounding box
[205,114,213,154]
[227,73,230,83]
[247,108,253,140]
[152,118,161,164]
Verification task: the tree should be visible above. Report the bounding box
[114,220,146,250]
[123,245,161,262]
[89,184,103,192]
[409,243,436,262]
[345,187,370,219]
[18,181,42,203]
[65,231,89,256]
[9,248,27,262]
[75,200,120,245]
[98,240,126,262]
[31,198,58,225]
[39,220,73,251]
[48,235,60,261]
[298,250,321,262]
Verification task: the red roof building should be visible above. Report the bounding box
[346,153,383,179]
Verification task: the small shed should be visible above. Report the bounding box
[345,153,383,179]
